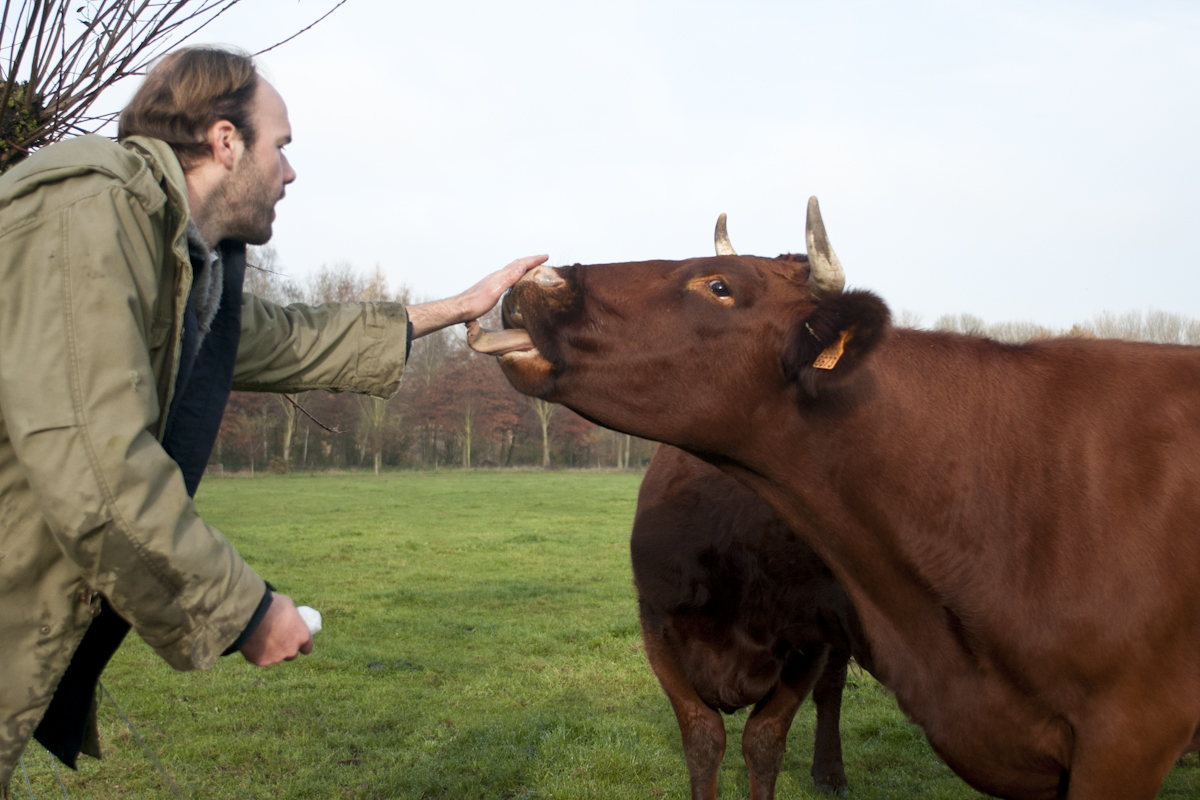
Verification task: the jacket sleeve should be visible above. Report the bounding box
[233,295,410,398]
[0,181,265,672]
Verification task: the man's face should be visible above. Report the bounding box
[219,79,296,245]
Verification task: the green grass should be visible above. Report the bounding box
[16,472,1200,798]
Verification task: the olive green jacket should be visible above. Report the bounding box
[0,136,409,786]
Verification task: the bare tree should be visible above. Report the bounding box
[1074,310,1200,344]
[248,245,302,470]
[302,262,409,474]
[408,325,452,388]
[985,320,1056,344]
[932,311,1055,344]
[275,393,296,467]
[246,244,302,303]
[1083,310,1147,342]
[598,427,632,469]
[357,393,388,474]
[528,398,557,469]
[929,307,1200,346]
[934,312,988,336]
[1186,319,1200,347]
[458,389,476,469]
[1,0,346,173]
[1144,310,1200,345]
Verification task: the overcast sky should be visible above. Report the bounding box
[104,0,1200,329]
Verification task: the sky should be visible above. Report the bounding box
[99,0,1200,329]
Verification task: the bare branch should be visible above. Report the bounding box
[1,0,41,121]
[29,0,53,91]
[3,0,344,171]
[253,0,347,56]
[284,393,342,434]
[0,0,17,82]
[32,1,68,86]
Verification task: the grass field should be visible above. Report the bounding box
[14,472,1200,799]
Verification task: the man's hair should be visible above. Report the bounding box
[118,46,259,171]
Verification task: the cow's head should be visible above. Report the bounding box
[470,197,890,453]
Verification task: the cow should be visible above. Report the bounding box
[634,443,874,798]
[467,197,1200,799]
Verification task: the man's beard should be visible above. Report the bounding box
[209,150,281,245]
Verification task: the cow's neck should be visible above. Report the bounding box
[703,329,1067,747]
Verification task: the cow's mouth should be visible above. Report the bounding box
[465,320,536,357]
[467,276,567,399]
[466,288,538,358]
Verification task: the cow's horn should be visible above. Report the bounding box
[805,196,845,295]
[714,213,737,256]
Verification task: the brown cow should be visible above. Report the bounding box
[468,198,1200,799]
[635,443,873,798]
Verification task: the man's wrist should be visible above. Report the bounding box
[407,296,467,340]
[222,585,274,656]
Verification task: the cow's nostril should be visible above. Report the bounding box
[502,292,524,329]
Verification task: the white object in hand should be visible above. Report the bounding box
[297,606,322,635]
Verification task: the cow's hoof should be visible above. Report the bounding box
[813,771,850,796]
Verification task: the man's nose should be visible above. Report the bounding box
[283,155,296,185]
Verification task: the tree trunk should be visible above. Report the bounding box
[461,396,475,469]
[371,396,387,476]
[529,399,557,470]
[279,395,296,465]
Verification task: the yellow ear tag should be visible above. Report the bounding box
[813,329,852,370]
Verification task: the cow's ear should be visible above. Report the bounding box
[782,290,890,398]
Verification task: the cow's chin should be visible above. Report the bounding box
[498,349,557,399]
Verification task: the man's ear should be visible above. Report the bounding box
[205,119,241,172]
[781,289,890,398]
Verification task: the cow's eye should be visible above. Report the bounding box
[707,279,731,298]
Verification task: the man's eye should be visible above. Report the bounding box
[708,279,731,297]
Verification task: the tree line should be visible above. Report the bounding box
[211,250,655,474]
[925,309,1200,345]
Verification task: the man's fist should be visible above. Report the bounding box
[241,593,314,666]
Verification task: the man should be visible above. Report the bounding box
[0,46,545,790]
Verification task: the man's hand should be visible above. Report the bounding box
[406,254,548,339]
[240,593,314,666]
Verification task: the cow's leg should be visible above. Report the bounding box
[1065,707,1196,800]
[810,647,851,795]
[742,644,830,800]
[641,623,725,800]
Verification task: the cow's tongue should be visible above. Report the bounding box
[466,321,534,356]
